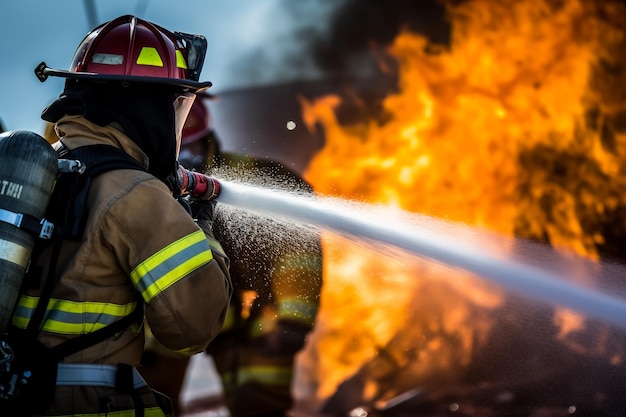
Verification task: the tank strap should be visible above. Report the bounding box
[0,208,54,240]
[26,229,64,335]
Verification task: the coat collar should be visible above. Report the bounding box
[54,115,149,169]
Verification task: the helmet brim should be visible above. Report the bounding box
[35,62,212,93]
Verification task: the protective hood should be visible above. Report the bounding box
[42,80,179,183]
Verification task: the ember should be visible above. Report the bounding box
[293,0,626,415]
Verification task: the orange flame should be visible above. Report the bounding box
[295,0,626,407]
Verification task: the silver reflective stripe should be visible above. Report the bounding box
[0,238,30,268]
[56,363,147,389]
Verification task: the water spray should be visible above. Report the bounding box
[212,179,626,331]
[177,168,626,330]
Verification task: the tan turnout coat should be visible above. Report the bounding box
[10,116,231,416]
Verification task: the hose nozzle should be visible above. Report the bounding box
[177,165,220,200]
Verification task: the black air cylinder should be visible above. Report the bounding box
[0,131,57,333]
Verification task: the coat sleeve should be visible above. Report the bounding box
[106,178,232,355]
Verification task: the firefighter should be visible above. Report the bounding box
[0,15,231,416]
[141,94,324,417]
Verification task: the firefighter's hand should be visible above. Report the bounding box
[264,320,310,356]
[189,198,217,233]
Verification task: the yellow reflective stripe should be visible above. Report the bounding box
[12,295,137,335]
[37,406,167,416]
[131,230,213,303]
[277,298,318,325]
[11,315,28,329]
[248,316,267,338]
[175,50,187,69]
[222,366,293,390]
[37,319,105,334]
[170,346,198,356]
[136,47,163,67]
[206,236,226,258]
[15,294,38,308]
[221,305,237,332]
[0,238,30,268]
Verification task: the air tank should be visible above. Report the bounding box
[0,131,57,333]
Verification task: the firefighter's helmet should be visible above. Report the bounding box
[34,15,211,93]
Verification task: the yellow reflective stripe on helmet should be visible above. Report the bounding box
[277,298,318,326]
[175,50,188,69]
[0,238,30,269]
[11,295,137,335]
[44,406,167,416]
[136,47,164,67]
[131,230,213,303]
[222,366,293,390]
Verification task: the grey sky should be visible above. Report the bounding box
[0,0,337,133]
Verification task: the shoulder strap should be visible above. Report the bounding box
[62,145,148,238]
[66,144,148,177]
[24,145,148,359]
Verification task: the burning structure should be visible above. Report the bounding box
[282,0,626,415]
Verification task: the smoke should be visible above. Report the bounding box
[230,0,451,87]
[299,0,450,77]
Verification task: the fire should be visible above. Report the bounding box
[295,0,626,408]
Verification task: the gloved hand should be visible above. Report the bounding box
[189,198,217,235]
[263,320,311,356]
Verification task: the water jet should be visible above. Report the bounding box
[217,179,626,331]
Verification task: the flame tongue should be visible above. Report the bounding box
[297,0,626,408]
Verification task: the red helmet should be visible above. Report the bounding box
[34,15,211,93]
[182,93,214,145]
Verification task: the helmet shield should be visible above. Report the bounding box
[174,32,206,82]
[174,93,196,158]
[181,93,214,146]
